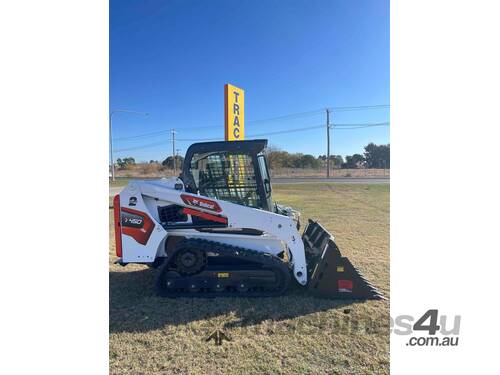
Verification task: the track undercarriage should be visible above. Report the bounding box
[155,238,291,297]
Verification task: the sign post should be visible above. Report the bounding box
[224,84,245,141]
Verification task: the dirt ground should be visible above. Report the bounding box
[109,183,390,374]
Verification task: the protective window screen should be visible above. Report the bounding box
[257,155,271,197]
[190,152,261,208]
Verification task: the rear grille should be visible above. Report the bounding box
[158,205,188,224]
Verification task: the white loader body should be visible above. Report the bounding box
[117,177,308,285]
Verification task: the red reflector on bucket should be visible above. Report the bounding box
[338,279,353,293]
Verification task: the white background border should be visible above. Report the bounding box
[391,0,500,373]
[1,1,499,373]
[0,1,108,373]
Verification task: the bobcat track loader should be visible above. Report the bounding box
[113,139,383,299]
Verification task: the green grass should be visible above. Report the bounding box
[109,183,389,374]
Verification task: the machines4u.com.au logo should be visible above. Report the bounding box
[391,309,461,347]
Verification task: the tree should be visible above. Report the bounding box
[266,146,299,169]
[331,155,344,168]
[318,154,343,168]
[364,143,390,168]
[295,154,321,169]
[342,154,365,169]
[116,157,135,168]
[162,155,184,169]
[266,146,286,169]
[267,146,323,169]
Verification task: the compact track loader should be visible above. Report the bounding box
[113,139,383,299]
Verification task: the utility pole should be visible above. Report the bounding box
[171,130,176,174]
[326,108,331,178]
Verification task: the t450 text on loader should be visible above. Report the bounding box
[113,139,383,299]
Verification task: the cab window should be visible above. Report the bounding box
[189,151,262,208]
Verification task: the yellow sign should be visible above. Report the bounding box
[224,84,244,141]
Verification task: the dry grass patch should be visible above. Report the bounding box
[112,165,390,180]
[271,168,389,178]
[109,183,389,374]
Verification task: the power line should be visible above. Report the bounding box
[114,120,388,142]
[115,140,172,153]
[246,109,324,124]
[334,121,390,127]
[176,124,327,142]
[113,120,389,143]
[112,112,324,141]
[176,137,221,142]
[112,104,389,141]
[113,128,174,141]
[246,124,324,138]
[175,122,389,140]
[330,104,390,112]
[333,122,389,130]
[114,121,389,153]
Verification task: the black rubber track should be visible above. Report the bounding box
[155,238,292,298]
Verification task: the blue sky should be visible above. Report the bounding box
[110,0,389,162]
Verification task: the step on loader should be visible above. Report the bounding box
[113,139,383,299]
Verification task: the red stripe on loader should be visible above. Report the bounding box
[113,195,122,257]
[180,194,222,212]
[121,207,155,245]
[182,207,228,224]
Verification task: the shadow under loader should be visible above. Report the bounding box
[110,219,385,335]
[109,266,378,335]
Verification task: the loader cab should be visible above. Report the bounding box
[181,139,273,211]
